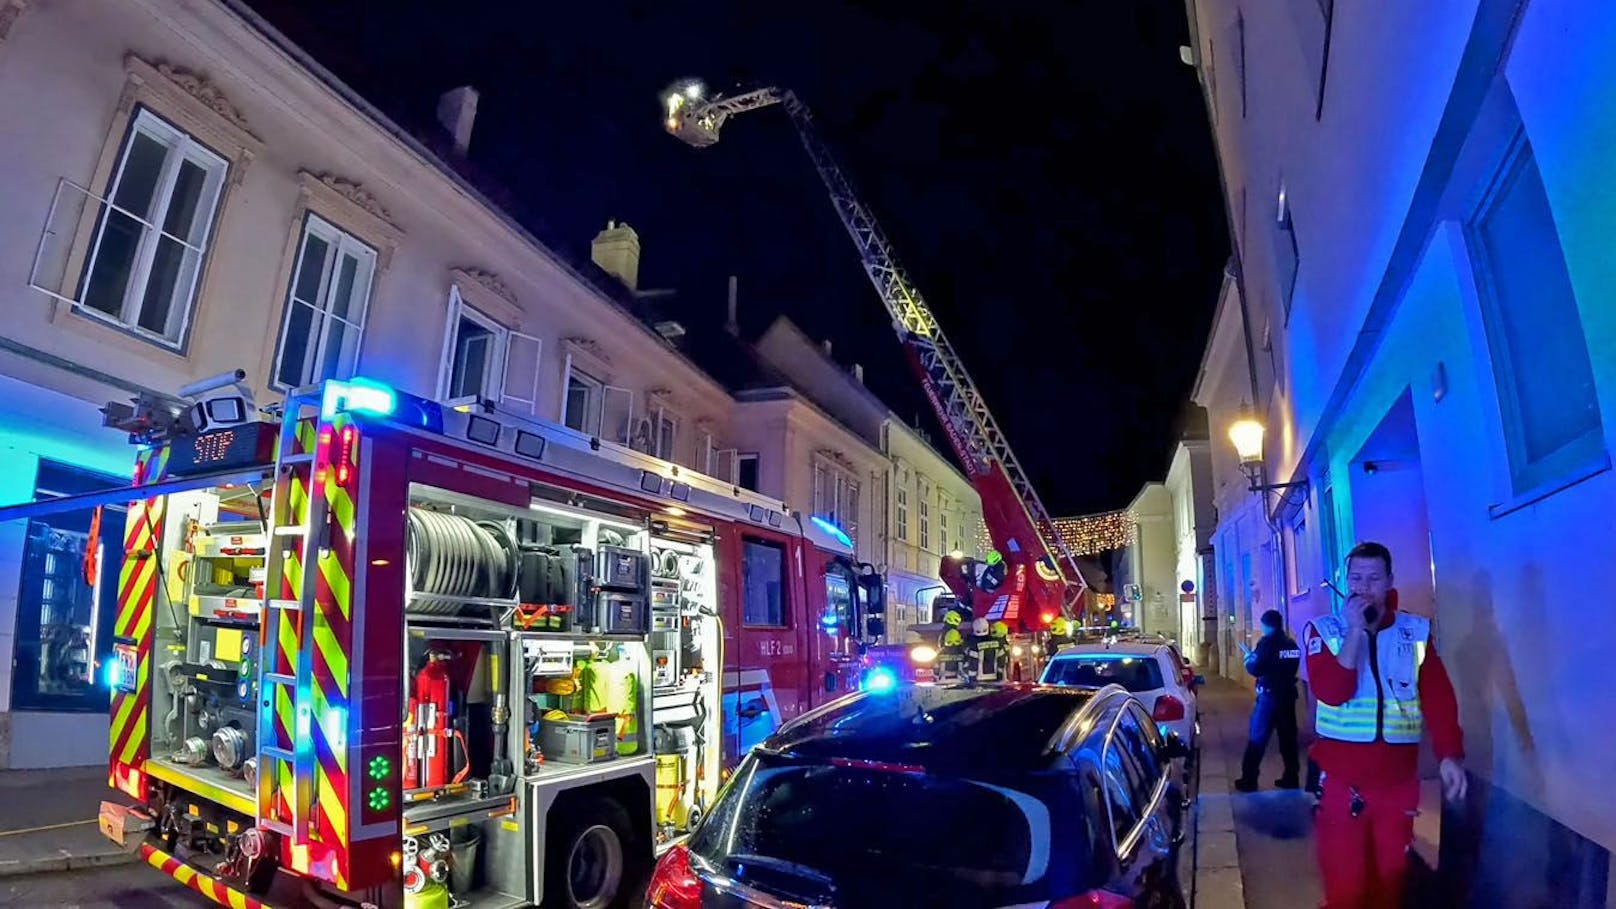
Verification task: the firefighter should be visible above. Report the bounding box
[938,609,966,680]
[1235,609,1301,792]
[1304,542,1466,909]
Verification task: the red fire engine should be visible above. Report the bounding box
[0,375,882,909]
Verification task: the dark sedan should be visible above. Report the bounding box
[647,682,1189,908]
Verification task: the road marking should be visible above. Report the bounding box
[0,819,96,838]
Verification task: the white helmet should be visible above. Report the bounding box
[972,618,990,637]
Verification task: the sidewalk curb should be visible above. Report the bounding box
[0,846,137,879]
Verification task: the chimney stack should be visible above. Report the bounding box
[725,275,739,336]
[437,86,479,155]
[591,220,641,291]
[853,364,864,384]
[822,339,833,357]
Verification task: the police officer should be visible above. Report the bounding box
[1235,608,1302,792]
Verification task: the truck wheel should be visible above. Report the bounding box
[544,797,643,909]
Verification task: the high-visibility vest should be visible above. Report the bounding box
[1310,612,1429,744]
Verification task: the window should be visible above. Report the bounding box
[1119,706,1165,794]
[1102,724,1142,843]
[896,471,910,542]
[656,409,679,461]
[938,498,950,554]
[1468,134,1606,495]
[1274,182,1299,315]
[1319,486,1340,583]
[742,538,786,626]
[1288,511,1308,596]
[841,479,859,546]
[563,369,603,435]
[439,286,542,411]
[80,108,227,345]
[1044,655,1164,693]
[1104,709,1161,846]
[13,461,127,712]
[273,214,375,389]
[738,453,760,492]
[1289,0,1334,118]
[812,462,828,517]
[918,482,932,552]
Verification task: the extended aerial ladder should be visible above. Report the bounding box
[663,84,1087,632]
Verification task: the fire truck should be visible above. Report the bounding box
[0,375,882,909]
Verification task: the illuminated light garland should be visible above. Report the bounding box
[974,509,1137,557]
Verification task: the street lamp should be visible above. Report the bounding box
[1228,404,1307,495]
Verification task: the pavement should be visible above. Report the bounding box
[1192,677,1446,909]
[0,765,137,880]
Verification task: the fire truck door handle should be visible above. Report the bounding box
[737,699,767,719]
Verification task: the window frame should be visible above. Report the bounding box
[737,453,761,492]
[437,286,541,411]
[896,470,910,542]
[656,407,680,462]
[1274,182,1300,318]
[740,535,790,628]
[270,212,377,390]
[1464,130,1608,499]
[562,366,605,436]
[918,479,932,552]
[75,106,229,348]
[1102,703,1169,856]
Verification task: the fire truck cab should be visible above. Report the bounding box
[0,376,880,909]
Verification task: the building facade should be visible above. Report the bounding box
[1165,437,1215,664]
[1186,0,1616,899]
[751,318,986,640]
[0,0,741,768]
[1116,484,1176,639]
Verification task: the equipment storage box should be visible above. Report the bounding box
[540,716,616,764]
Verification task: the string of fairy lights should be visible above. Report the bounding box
[972,509,1137,557]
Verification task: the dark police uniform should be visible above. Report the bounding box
[1239,631,1303,787]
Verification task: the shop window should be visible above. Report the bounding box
[12,461,127,712]
[742,538,786,626]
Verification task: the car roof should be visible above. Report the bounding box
[1051,641,1170,658]
[762,684,1107,776]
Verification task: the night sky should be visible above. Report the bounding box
[244,0,1229,514]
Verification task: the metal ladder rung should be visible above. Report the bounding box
[272,526,307,537]
[260,746,295,762]
[257,819,293,836]
[263,672,296,686]
[279,453,316,465]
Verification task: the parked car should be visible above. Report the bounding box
[646,683,1190,909]
[1040,641,1201,753]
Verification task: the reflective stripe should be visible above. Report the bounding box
[1311,612,1429,745]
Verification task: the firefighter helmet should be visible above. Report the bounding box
[942,628,964,648]
[990,620,1010,639]
[942,610,963,627]
[971,618,990,637]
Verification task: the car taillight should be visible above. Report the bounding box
[1050,889,1135,907]
[647,844,703,908]
[1153,694,1186,722]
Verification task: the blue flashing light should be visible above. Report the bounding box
[102,659,120,691]
[820,610,840,633]
[809,515,853,548]
[321,378,397,420]
[322,706,348,751]
[862,666,898,693]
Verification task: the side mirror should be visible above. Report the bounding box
[1160,730,1192,761]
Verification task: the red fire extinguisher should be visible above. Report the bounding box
[405,650,469,789]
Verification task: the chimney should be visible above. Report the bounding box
[591,220,641,291]
[853,364,864,384]
[821,339,833,357]
[725,275,739,336]
[437,86,479,155]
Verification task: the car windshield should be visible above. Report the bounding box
[1043,654,1164,692]
[687,752,1086,908]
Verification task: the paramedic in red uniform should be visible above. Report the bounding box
[1303,541,1466,909]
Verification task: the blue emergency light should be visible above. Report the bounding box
[862,666,898,693]
[809,515,853,548]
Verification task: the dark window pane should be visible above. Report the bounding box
[112,132,168,217]
[739,456,760,492]
[162,159,207,239]
[277,300,317,387]
[742,538,785,625]
[450,317,494,400]
[1475,146,1603,469]
[82,212,143,315]
[330,252,359,321]
[293,233,330,305]
[320,317,357,382]
[565,378,593,432]
[137,235,190,334]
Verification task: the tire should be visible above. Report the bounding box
[543,797,645,909]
